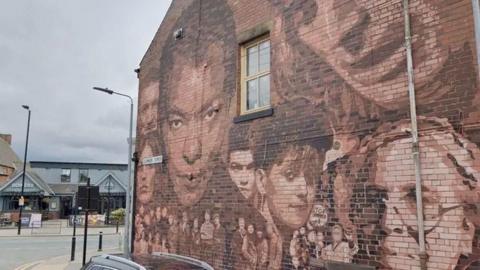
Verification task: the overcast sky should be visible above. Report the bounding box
[0,1,171,164]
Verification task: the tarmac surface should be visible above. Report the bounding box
[0,222,123,270]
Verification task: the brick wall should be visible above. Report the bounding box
[134,1,480,269]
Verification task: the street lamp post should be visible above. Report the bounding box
[17,105,31,235]
[106,178,111,225]
[93,87,133,257]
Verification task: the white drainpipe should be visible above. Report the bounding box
[402,0,427,269]
[472,0,480,78]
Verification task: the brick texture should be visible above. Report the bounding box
[134,1,480,269]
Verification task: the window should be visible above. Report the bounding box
[79,169,89,183]
[61,169,71,182]
[241,36,271,114]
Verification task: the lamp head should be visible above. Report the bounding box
[22,105,29,110]
[93,87,114,95]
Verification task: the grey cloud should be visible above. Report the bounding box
[0,0,171,163]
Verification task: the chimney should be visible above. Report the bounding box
[0,134,12,145]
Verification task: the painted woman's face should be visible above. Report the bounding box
[298,0,451,109]
[137,143,155,204]
[373,132,478,270]
[267,146,317,229]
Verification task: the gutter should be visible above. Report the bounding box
[402,0,427,269]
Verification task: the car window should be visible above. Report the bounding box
[147,261,208,270]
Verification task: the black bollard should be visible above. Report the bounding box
[71,236,76,261]
[116,221,119,234]
[98,231,103,251]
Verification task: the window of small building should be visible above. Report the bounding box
[240,36,271,115]
[79,169,89,183]
[61,169,71,182]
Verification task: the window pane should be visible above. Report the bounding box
[259,74,270,107]
[247,79,258,110]
[247,45,258,76]
[259,40,270,72]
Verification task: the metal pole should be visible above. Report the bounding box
[92,87,134,257]
[98,231,103,251]
[17,108,31,235]
[71,204,77,261]
[472,0,480,79]
[130,151,139,254]
[106,179,111,225]
[82,178,91,266]
[402,1,427,269]
[124,100,133,257]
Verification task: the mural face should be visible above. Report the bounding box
[369,123,480,270]
[163,46,228,207]
[134,0,480,269]
[265,145,318,229]
[228,150,256,200]
[137,140,155,204]
[297,0,450,109]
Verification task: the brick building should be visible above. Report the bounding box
[133,1,480,269]
[0,134,21,184]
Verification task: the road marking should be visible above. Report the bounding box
[13,260,44,270]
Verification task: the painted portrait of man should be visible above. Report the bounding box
[228,124,258,203]
[159,0,237,207]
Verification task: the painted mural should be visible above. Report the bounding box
[134,0,480,269]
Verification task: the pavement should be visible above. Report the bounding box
[0,220,123,237]
[14,247,122,270]
[0,219,124,270]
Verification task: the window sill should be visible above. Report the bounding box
[233,108,273,123]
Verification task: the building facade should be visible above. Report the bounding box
[133,1,480,269]
[0,134,21,184]
[0,161,128,220]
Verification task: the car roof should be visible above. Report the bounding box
[88,254,146,270]
[145,252,214,270]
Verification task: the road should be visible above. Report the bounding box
[0,234,120,270]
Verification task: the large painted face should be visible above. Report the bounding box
[298,0,450,109]
[137,143,155,204]
[228,150,256,200]
[164,44,227,207]
[267,146,317,229]
[373,134,477,270]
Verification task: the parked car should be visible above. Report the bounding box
[146,252,214,270]
[81,253,214,270]
[81,254,146,270]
